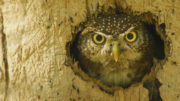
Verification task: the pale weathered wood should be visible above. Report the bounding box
[0,0,180,101]
[0,8,6,101]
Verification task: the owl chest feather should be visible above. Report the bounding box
[77,50,153,87]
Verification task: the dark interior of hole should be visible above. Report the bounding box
[144,23,165,60]
[70,31,92,74]
[70,31,89,72]
[69,17,165,89]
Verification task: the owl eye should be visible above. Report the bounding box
[93,33,105,44]
[125,32,137,42]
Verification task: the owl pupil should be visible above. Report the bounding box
[96,35,102,41]
[127,33,133,39]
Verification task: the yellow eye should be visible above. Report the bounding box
[125,32,137,42]
[93,33,105,44]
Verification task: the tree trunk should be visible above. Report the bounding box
[0,0,179,101]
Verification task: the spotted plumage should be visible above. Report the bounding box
[73,13,163,88]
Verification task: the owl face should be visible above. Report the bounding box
[77,15,148,65]
[74,14,155,87]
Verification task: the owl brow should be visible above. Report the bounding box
[81,27,96,35]
[119,26,135,37]
[95,32,112,38]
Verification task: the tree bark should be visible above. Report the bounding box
[0,0,180,101]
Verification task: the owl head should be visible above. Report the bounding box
[77,14,151,63]
[72,13,164,87]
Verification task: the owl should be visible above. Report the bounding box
[72,13,164,88]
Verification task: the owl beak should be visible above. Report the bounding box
[112,42,119,62]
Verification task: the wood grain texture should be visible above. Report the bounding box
[0,8,6,101]
[0,0,179,101]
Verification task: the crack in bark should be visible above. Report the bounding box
[143,78,162,101]
[0,9,9,101]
